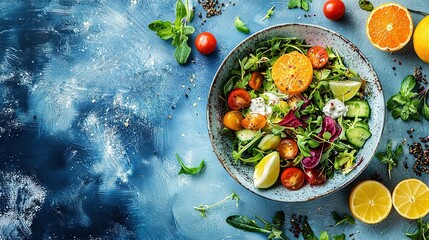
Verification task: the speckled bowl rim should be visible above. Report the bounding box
[207,23,385,202]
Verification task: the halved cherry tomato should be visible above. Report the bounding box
[241,113,266,131]
[304,168,327,185]
[195,32,217,55]
[223,111,244,130]
[323,0,345,21]
[281,167,306,190]
[248,71,263,90]
[277,138,298,160]
[307,46,329,69]
[227,88,251,110]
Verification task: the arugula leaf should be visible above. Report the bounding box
[375,140,403,180]
[358,0,374,11]
[176,153,205,175]
[234,16,250,34]
[331,211,356,226]
[262,6,275,21]
[405,218,429,240]
[226,212,288,239]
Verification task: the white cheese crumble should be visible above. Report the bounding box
[249,93,281,117]
[323,99,348,119]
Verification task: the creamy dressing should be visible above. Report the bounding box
[323,99,348,119]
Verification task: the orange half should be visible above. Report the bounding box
[366,3,413,52]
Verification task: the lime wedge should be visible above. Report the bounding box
[253,151,280,189]
[329,80,362,101]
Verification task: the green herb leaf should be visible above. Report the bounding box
[288,0,312,11]
[358,0,374,11]
[319,231,330,240]
[234,16,250,34]
[302,217,317,240]
[174,40,192,65]
[226,215,271,234]
[262,6,275,21]
[422,97,429,120]
[400,75,417,96]
[176,153,205,175]
[405,218,429,240]
[195,192,239,217]
[175,0,187,27]
[333,233,346,240]
[272,211,285,229]
[375,140,403,180]
[331,211,356,226]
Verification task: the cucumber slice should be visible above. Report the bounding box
[346,127,372,148]
[354,121,370,130]
[257,134,281,150]
[235,129,258,142]
[345,99,370,118]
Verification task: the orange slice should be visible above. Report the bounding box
[366,3,413,52]
[271,51,313,95]
[392,178,429,219]
[349,180,392,224]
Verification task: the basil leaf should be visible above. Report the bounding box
[157,28,175,40]
[331,211,355,225]
[301,0,309,11]
[148,20,172,32]
[226,215,270,234]
[391,108,401,119]
[174,40,191,64]
[422,99,429,120]
[272,211,285,229]
[358,0,374,11]
[400,75,416,96]
[176,154,205,174]
[175,0,187,27]
[387,93,406,110]
[234,16,250,34]
[183,25,195,35]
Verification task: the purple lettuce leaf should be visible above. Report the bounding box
[278,110,307,128]
[302,145,324,169]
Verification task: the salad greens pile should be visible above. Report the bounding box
[223,37,372,185]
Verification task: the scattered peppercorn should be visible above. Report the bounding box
[289,213,302,238]
[409,139,429,176]
[197,0,224,18]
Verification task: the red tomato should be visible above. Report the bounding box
[223,111,244,130]
[195,32,217,55]
[307,46,329,69]
[281,167,306,190]
[323,0,345,21]
[227,88,251,110]
[277,139,298,160]
[248,71,263,90]
[241,113,266,131]
[304,168,327,185]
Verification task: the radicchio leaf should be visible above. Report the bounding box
[278,110,307,128]
[318,116,342,143]
[302,145,324,169]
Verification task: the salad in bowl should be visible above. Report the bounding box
[207,24,384,202]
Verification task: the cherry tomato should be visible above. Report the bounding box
[281,167,306,190]
[227,88,251,110]
[248,71,263,90]
[304,168,327,185]
[307,46,329,69]
[223,111,244,130]
[323,0,345,21]
[241,113,266,131]
[195,32,217,55]
[277,138,298,160]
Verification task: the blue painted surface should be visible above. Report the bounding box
[0,0,428,239]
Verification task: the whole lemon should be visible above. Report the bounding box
[414,16,429,63]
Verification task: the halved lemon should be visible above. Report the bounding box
[392,178,429,219]
[253,151,280,189]
[349,180,392,224]
[329,80,362,101]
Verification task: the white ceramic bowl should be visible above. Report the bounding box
[207,24,385,202]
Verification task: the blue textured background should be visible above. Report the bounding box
[0,0,428,239]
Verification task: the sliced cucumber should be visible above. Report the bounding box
[354,121,370,131]
[345,99,370,118]
[235,129,258,142]
[257,134,281,150]
[345,127,372,148]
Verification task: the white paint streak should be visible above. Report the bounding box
[0,172,47,239]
